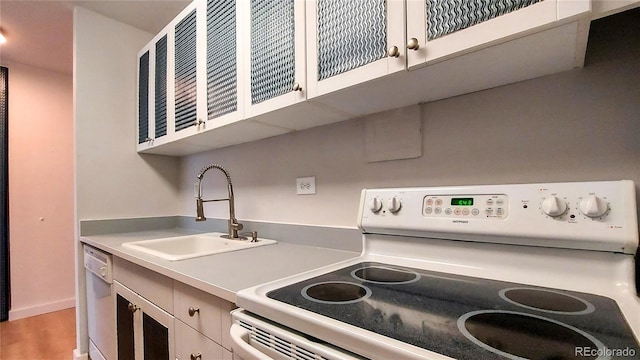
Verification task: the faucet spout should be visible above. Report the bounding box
[195,164,243,238]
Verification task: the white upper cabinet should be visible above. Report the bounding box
[242,0,307,118]
[137,1,202,153]
[405,0,591,69]
[309,0,593,117]
[305,0,406,98]
[136,0,602,156]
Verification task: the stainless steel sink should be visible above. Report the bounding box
[122,233,277,261]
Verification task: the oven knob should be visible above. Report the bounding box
[388,197,402,214]
[541,196,567,217]
[579,195,608,218]
[370,197,383,213]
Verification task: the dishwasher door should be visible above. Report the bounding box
[84,245,115,360]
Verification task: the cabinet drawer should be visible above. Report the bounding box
[174,281,228,343]
[175,319,232,360]
[113,257,173,313]
[174,282,237,350]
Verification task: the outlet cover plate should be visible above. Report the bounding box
[296,177,316,195]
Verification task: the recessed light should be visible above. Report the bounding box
[0,32,6,45]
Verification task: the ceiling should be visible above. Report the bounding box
[0,0,190,74]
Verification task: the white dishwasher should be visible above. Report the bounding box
[84,245,115,360]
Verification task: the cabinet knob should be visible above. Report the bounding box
[127,303,139,313]
[292,83,302,92]
[194,119,205,126]
[190,353,202,360]
[388,46,400,58]
[407,38,420,50]
[188,307,200,317]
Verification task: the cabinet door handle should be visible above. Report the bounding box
[188,307,200,317]
[407,37,420,50]
[388,46,400,58]
[190,353,202,360]
[292,83,302,92]
[127,303,139,313]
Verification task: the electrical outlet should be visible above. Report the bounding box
[296,176,316,195]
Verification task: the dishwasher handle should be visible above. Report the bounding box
[230,323,274,360]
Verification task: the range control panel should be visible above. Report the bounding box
[358,181,639,254]
[423,194,508,219]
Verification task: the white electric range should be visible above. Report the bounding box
[232,180,640,360]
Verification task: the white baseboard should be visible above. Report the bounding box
[73,348,89,360]
[8,296,76,321]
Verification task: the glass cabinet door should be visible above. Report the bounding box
[406,0,590,68]
[115,281,174,360]
[243,0,306,118]
[116,294,135,360]
[142,313,170,360]
[249,0,296,105]
[306,0,405,98]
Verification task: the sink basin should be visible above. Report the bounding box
[122,233,277,261]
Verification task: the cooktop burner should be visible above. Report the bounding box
[302,281,371,304]
[267,262,640,360]
[499,287,595,314]
[459,310,604,359]
[351,265,420,284]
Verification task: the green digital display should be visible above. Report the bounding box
[451,198,474,206]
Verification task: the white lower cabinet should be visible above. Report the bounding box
[112,256,236,360]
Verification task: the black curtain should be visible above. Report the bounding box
[0,66,9,322]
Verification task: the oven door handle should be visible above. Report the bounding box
[230,323,274,360]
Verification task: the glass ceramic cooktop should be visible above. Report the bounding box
[267,262,640,360]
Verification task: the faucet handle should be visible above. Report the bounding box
[240,231,258,242]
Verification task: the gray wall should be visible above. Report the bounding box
[75,8,180,221]
[178,11,640,229]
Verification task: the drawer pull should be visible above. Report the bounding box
[188,307,200,317]
[190,353,202,360]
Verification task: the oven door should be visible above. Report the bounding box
[230,309,365,360]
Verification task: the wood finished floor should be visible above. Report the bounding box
[0,308,76,360]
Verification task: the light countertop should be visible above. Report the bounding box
[81,228,360,303]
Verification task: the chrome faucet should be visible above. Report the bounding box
[195,164,244,239]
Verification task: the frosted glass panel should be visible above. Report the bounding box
[175,9,198,131]
[138,51,149,144]
[426,0,543,40]
[207,0,237,119]
[250,0,295,105]
[155,35,167,138]
[317,0,387,81]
